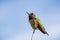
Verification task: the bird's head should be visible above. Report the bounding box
[26,11,36,20]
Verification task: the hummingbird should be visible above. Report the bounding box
[26,12,49,40]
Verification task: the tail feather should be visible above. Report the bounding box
[46,32,49,36]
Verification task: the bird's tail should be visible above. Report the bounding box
[45,32,49,36]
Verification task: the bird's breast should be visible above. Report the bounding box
[29,19,38,29]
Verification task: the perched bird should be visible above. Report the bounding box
[26,12,49,40]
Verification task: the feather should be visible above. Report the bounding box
[36,18,49,35]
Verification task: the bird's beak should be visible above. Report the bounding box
[26,11,29,15]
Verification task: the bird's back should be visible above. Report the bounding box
[36,18,49,35]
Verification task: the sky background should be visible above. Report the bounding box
[0,0,60,40]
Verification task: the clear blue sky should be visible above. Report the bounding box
[0,0,60,40]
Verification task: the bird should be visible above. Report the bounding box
[26,12,49,40]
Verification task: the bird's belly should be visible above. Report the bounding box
[29,20,38,29]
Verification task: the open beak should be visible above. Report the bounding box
[26,11,29,15]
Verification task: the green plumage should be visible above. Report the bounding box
[29,19,38,29]
[36,18,46,31]
[29,18,47,34]
[36,18,47,34]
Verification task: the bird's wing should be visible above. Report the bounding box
[36,18,48,34]
[36,18,44,29]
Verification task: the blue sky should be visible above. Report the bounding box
[0,0,60,40]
